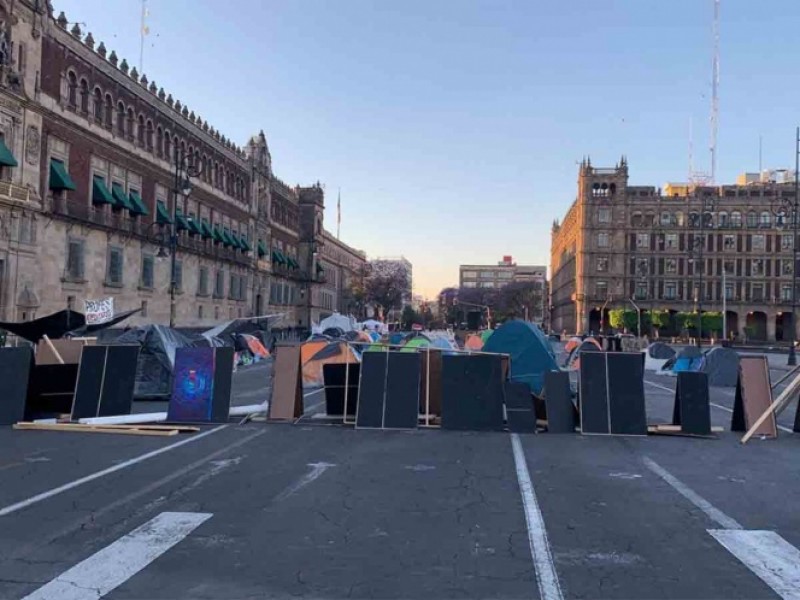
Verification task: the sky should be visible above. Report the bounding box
[54,0,800,298]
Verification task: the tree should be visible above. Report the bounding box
[609,309,638,333]
[495,281,544,322]
[364,261,410,317]
[676,311,698,332]
[401,306,419,330]
[341,275,367,319]
[701,311,723,337]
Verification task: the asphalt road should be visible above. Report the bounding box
[2,359,800,599]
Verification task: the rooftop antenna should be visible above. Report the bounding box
[710,0,720,183]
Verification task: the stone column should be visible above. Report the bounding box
[767,311,777,342]
[738,311,749,342]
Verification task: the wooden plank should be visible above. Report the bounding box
[741,370,800,444]
[735,356,776,438]
[42,335,65,365]
[13,423,180,436]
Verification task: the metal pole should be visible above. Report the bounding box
[790,126,799,365]
[722,264,727,341]
[169,148,179,328]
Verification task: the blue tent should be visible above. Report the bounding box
[483,320,559,396]
[670,346,704,373]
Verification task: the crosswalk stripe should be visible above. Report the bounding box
[21,511,211,600]
[709,530,800,600]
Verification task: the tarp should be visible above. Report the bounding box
[648,342,676,359]
[240,334,269,358]
[302,341,360,387]
[702,346,739,387]
[323,327,345,338]
[483,319,559,396]
[113,324,196,398]
[319,313,354,333]
[361,319,384,333]
[0,308,140,343]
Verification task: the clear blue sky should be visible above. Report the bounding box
[55,0,800,298]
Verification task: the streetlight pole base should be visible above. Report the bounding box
[789,345,797,366]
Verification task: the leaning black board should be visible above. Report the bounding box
[98,345,140,417]
[607,352,647,435]
[383,353,421,429]
[210,346,234,422]
[71,346,107,420]
[504,380,533,410]
[441,354,504,431]
[544,370,576,433]
[356,352,388,428]
[579,352,610,434]
[672,371,711,435]
[26,364,79,418]
[323,363,360,416]
[0,347,33,425]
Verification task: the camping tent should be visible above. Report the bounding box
[319,313,354,333]
[565,338,602,370]
[464,334,483,351]
[668,346,704,373]
[322,327,345,338]
[401,337,431,352]
[702,346,739,387]
[302,341,360,387]
[564,336,583,354]
[480,329,494,344]
[644,342,676,371]
[482,319,559,396]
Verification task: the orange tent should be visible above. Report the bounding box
[465,334,483,351]
[300,340,329,365]
[302,341,360,387]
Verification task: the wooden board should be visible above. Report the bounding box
[672,371,711,436]
[268,344,303,422]
[323,363,360,416]
[36,338,93,365]
[732,355,776,438]
[579,352,610,434]
[0,347,34,425]
[441,354,504,431]
[98,346,140,417]
[580,352,647,436]
[543,370,576,434]
[383,353,421,429]
[420,349,443,417]
[13,423,180,437]
[355,352,387,428]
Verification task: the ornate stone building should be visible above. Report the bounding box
[551,158,798,342]
[318,230,367,321]
[0,1,365,328]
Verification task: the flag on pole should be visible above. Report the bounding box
[337,188,341,239]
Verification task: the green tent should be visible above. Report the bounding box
[401,337,431,352]
[481,329,495,344]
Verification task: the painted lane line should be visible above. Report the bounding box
[644,380,793,432]
[0,425,228,518]
[510,433,564,600]
[21,511,211,600]
[709,530,800,600]
[274,462,336,502]
[642,456,743,530]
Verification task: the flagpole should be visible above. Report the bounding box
[139,0,147,73]
[337,188,341,239]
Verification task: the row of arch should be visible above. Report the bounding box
[630,209,792,229]
[65,70,249,203]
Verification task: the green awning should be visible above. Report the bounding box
[0,137,18,167]
[49,159,76,191]
[287,257,299,269]
[225,229,240,249]
[239,235,252,252]
[272,249,286,265]
[156,200,172,224]
[221,228,233,247]
[187,216,202,236]
[92,176,115,206]
[175,208,190,231]
[316,263,325,273]
[212,225,224,244]
[111,183,135,212]
[257,240,267,257]
[128,190,149,216]
[200,219,213,239]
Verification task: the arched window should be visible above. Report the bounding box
[79,78,89,113]
[731,211,742,227]
[92,87,103,121]
[171,135,178,160]
[718,211,728,227]
[104,94,113,129]
[156,126,163,157]
[126,108,135,140]
[164,130,171,160]
[760,211,771,227]
[747,210,757,228]
[201,155,207,180]
[193,150,199,172]
[688,211,700,227]
[116,102,125,136]
[776,209,787,228]
[631,212,643,227]
[137,114,145,146]
[146,120,154,151]
[66,71,77,108]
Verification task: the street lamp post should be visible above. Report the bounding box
[168,147,200,328]
[790,126,799,365]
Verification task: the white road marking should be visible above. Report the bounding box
[643,380,793,433]
[274,462,336,502]
[709,530,800,600]
[304,388,325,398]
[21,511,211,600]
[0,425,228,518]
[608,472,642,480]
[642,456,743,530]
[510,433,564,600]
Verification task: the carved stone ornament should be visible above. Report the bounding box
[25,125,40,166]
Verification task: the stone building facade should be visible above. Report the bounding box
[317,230,367,321]
[550,158,799,342]
[0,1,365,329]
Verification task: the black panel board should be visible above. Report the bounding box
[544,370,576,434]
[794,399,800,433]
[441,354,504,431]
[98,346,139,417]
[323,363,360,416]
[504,381,533,410]
[607,352,647,435]
[672,371,711,435]
[71,346,107,420]
[211,346,234,422]
[356,352,387,428]
[383,352,420,429]
[507,409,537,433]
[579,351,610,434]
[0,347,33,425]
[26,364,79,418]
